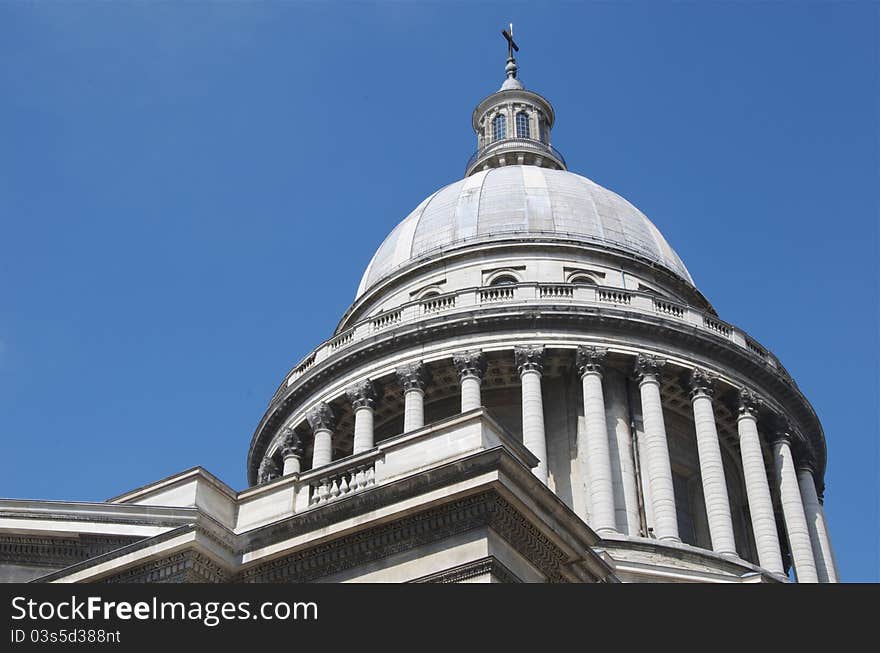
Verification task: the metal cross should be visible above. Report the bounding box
[501,23,519,60]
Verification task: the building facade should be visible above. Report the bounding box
[0,37,838,584]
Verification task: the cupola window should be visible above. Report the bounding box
[492,114,507,142]
[490,274,518,286]
[516,112,530,139]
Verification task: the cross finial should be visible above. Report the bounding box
[501,24,519,61]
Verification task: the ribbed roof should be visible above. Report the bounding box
[357,166,693,296]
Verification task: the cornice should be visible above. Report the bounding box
[248,303,825,486]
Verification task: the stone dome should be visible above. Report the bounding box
[357,165,694,296]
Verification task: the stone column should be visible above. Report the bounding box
[772,427,819,583]
[576,346,616,535]
[346,379,377,455]
[603,370,641,536]
[633,354,679,543]
[689,369,737,557]
[515,345,548,485]
[279,427,303,476]
[818,498,841,580]
[736,390,784,575]
[307,402,336,470]
[397,361,430,433]
[797,462,838,583]
[453,350,487,412]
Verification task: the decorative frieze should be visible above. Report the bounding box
[237,491,570,584]
[411,556,522,584]
[0,535,139,568]
[101,550,230,584]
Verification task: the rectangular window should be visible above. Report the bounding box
[516,112,530,139]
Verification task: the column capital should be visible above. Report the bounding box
[633,353,666,384]
[576,345,607,377]
[453,350,487,381]
[515,345,545,375]
[688,367,717,400]
[397,361,430,393]
[796,457,818,477]
[346,379,377,410]
[257,456,280,484]
[306,402,336,433]
[279,426,304,460]
[736,387,764,420]
[771,419,795,446]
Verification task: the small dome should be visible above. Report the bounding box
[357,166,693,296]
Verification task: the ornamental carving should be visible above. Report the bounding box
[237,491,568,584]
[737,388,763,419]
[102,550,230,584]
[633,353,666,383]
[453,350,487,381]
[576,345,607,376]
[279,427,303,460]
[796,457,817,477]
[0,535,138,567]
[688,368,716,399]
[772,417,795,446]
[306,402,336,432]
[346,379,377,410]
[413,556,522,584]
[257,457,280,484]
[515,345,545,375]
[396,361,430,392]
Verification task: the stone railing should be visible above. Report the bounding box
[371,309,402,333]
[480,286,515,302]
[241,410,538,530]
[540,284,574,299]
[308,460,377,506]
[421,295,456,314]
[597,289,632,305]
[272,282,788,403]
[653,297,686,319]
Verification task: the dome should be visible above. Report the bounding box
[357,165,694,296]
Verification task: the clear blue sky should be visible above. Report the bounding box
[0,2,876,581]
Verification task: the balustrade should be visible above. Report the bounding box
[273,282,789,399]
[704,316,732,338]
[598,289,632,305]
[309,462,376,506]
[654,298,685,319]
